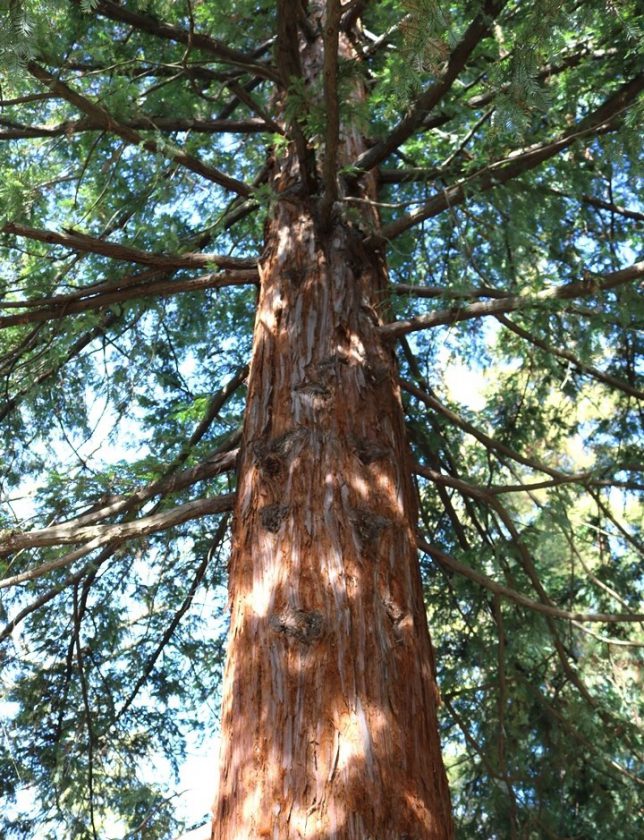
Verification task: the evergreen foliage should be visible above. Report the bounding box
[0,1,642,837]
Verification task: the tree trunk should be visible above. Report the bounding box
[212,6,453,838]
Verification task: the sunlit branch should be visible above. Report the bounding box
[0,270,258,329]
[0,116,276,140]
[352,0,508,174]
[2,222,256,272]
[27,62,255,198]
[417,538,644,624]
[0,493,235,576]
[383,260,644,339]
[496,314,644,400]
[377,74,644,240]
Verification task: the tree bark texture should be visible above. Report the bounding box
[212,5,453,838]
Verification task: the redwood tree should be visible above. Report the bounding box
[0,1,642,839]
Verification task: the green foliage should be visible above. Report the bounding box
[0,0,642,837]
[0,1,33,70]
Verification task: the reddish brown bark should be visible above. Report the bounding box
[212,5,453,838]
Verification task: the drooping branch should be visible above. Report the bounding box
[0,310,119,422]
[0,544,118,643]
[417,538,644,623]
[496,314,644,400]
[403,378,572,479]
[27,62,255,198]
[534,186,644,222]
[2,449,238,547]
[382,261,644,339]
[113,514,230,724]
[377,74,644,240]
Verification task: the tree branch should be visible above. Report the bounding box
[0,116,275,140]
[403,378,572,479]
[72,0,279,82]
[0,493,235,568]
[2,222,257,271]
[382,261,643,339]
[27,62,255,197]
[418,538,644,624]
[114,514,229,724]
[0,310,119,422]
[352,0,507,174]
[0,270,258,329]
[0,545,117,643]
[391,282,512,300]
[377,74,644,240]
[496,314,644,400]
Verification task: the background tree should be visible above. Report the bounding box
[0,0,642,838]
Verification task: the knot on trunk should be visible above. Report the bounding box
[270,607,324,645]
[260,503,289,533]
[383,593,413,644]
[253,428,306,477]
[383,593,405,625]
[364,361,389,386]
[352,508,391,544]
[293,380,331,399]
[351,435,389,465]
